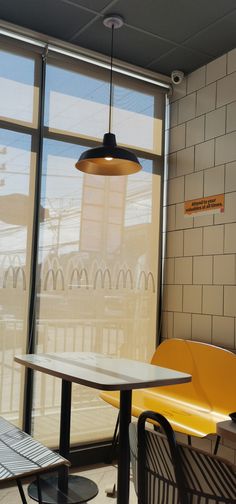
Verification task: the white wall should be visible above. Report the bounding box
[164,48,236,351]
[164,48,236,462]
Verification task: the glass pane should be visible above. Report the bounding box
[0,129,35,425]
[0,48,37,126]
[32,139,161,446]
[45,60,163,154]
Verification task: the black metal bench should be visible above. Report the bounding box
[0,416,70,503]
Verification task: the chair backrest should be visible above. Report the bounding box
[150,339,236,415]
[129,411,236,504]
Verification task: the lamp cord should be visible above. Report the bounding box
[108,23,114,134]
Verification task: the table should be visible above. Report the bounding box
[15,352,191,504]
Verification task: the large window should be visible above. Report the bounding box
[0,40,165,448]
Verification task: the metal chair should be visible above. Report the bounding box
[129,410,236,504]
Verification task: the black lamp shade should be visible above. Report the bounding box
[75,133,141,176]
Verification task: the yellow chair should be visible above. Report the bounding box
[100,339,236,438]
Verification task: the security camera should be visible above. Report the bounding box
[171,70,184,85]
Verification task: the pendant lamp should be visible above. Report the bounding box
[75,15,142,176]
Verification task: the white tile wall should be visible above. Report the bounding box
[217,72,236,107]
[173,312,191,338]
[196,83,216,116]
[165,47,236,459]
[224,286,236,316]
[206,55,226,84]
[192,314,212,342]
[202,286,223,315]
[162,311,174,339]
[226,101,236,133]
[193,256,213,285]
[228,48,236,74]
[186,116,205,146]
[168,176,184,204]
[195,139,215,171]
[204,165,224,197]
[164,257,175,284]
[225,161,236,192]
[187,66,206,94]
[185,171,203,200]
[224,223,236,253]
[184,228,203,256]
[203,225,224,255]
[183,285,202,313]
[213,255,235,285]
[175,257,192,284]
[178,93,196,124]
[212,316,234,347]
[176,147,194,176]
[169,124,186,153]
[205,107,226,140]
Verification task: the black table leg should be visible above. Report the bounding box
[28,379,98,503]
[117,389,132,504]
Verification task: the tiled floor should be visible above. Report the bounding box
[0,464,137,503]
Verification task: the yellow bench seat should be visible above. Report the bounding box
[100,339,236,438]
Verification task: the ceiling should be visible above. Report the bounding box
[1,0,236,77]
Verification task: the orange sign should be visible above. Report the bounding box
[184,194,224,215]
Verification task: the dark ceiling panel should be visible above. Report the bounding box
[149,46,209,76]
[74,18,175,67]
[62,0,116,12]
[183,12,236,57]
[0,0,94,41]
[108,0,236,44]
[0,0,236,75]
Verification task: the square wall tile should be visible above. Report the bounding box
[224,223,236,253]
[215,131,236,165]
[176,203,193,230]
[186,116,205,147]
[206,54,226,84]
[203,285,223,315]
[166,204,176,231]
[178,93,196,124]
[203,225,224,255]
[213,255,235,285]
[217,72,236,107]
[170,79,187,102]
[183,285,202,313]
[167,152,177,179]
[184,228,203,256]
[226,101,236,133]
[212,316,234,348]
[215,192,236,224]
[170,101,178,128]
[187,66,206,94]
[204,165,224,197]
[176,147,194,176]
[173,312,191,339]
[175,257,192,284]
[205,107,226,140]
[194,213,214,228]
[193,256,213,285]
[164,258,175,284]
[162,312,174,339]
[166,230,184,257]
[192,314,211,343]
[195,139,215,171]
[224,286,236,316]
[196,83,216,116]
[169,124,186,153]
[168,176,184,204]
[228,48,236,74]
[163,285,183,312]
[185,171,203,200]
[225,161,236,192]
